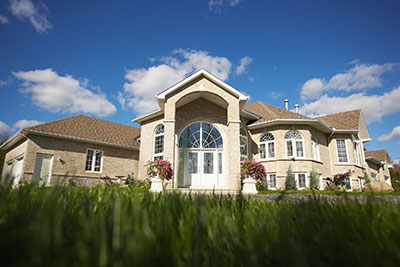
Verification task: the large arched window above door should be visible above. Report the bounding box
[153,124,164,160]
[179,122,223,149]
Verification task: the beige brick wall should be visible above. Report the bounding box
[22,135,139,185]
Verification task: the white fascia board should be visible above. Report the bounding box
[241,109,261,120]
[131,109,164,123]
[156,69,249,101]
[0,130,24,150]
[23,129,139,151]
[333,129,359,133]
[361,138,372,143]
[248,119,332,132]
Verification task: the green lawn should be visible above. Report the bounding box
[258,189,400,196]
[1,185,400,266]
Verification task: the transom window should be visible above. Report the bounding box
[240,126,248,162]
[285,131,304,158]
[311,134,320,161]
[259,133,275,160]
[336,139,348,163]
[85,149,103,172]
[179,122,223,149]
[154,124,164,160]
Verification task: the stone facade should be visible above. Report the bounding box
[2,134,139,186]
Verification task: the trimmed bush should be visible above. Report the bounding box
[309,168,320,190]
[285,165,297,190]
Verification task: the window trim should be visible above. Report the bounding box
[294,172,308,189]
[85,148,103,173]
[336,138,349,163]
[259,133,275,160]
[285,131,305,159]
[311,134,320,161]
[344,176,352,191]
[240,126,248,162]
[153,124,164,160]
[267,173,277,189]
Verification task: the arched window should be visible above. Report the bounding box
[311,134,320,161]
[285,131,304,158]
[153,124,164,160]
[259,133,275,160]
[179,122,223,149]
[240,127,248,162]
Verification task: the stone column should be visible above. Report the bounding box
[226,102,241,191]
[163,101,176,189]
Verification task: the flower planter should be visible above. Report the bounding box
[150,176,163,193]
[242,176,258,195]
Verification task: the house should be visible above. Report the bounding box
[0,115,140,187]
[1,69,393,191]
[133,69,384,192]
[364,149,393,185]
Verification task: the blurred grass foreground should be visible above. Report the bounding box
[0,186,400,266]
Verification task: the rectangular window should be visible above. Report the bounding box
[336,139,348,163]
[187,152,198,174]
[85,149,103,172]
[296,141,304,157]
[354,142,360,165]
[203,152,214,174]
[268,142,275,158]
[297,173,306,188]
[154,135,164,154]
[259,143,266,160]
[287,140,293,157]
[344,177,351,190]
[2,161,13,185]
[268,173,276,188]
[371,172,378,181]
[218,152,223,174]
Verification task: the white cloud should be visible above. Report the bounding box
[9,0,52,33]
[393,159,400,165]
[299,85,400,124]
[14,68,116,117]
[122,49,233,115]
[0,121,12,133]
[0,15,9,24]
[301,62,398,101]
[209,0,243,14]
[13,119,42,129]
[236,56,252,75]
[378,126,400,142]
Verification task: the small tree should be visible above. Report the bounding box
[390,168,400,192]
[309,168,320,190]
[285,165,297,190]
[363,171,371,184]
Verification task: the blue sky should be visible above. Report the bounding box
[1,0,400,161]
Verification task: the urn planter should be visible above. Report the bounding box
[242,176,258,195]
[150,176,163,193]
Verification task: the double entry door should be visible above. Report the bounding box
[33,154,53,186]
[183,150,223,188]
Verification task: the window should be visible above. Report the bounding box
[267,173,277,188]
[385,175,390,184]
[85,149,103,172]
[240,127,248,162]
[336,139,348,163]
[294,173,307,189]
[311,134,320,161]
[2,161,13,185]
[154,124,164,160]
[11,155,24,188]
[352,135,363,165]
[371,172,378,182]
[259,133,275,160]
[285,131,304,158]
[344,177,351,190]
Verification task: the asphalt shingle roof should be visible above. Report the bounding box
[365,149,391,163]
[244,101,311,125]
[26,115,141,148]
[316,110,361,130]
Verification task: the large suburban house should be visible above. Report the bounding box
[0,69,393,191]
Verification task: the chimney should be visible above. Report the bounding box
[284,99,289,110]
[295,104,299,113]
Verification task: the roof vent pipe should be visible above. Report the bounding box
[284,99,289,110]
[295,104,299,113]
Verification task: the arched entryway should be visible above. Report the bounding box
[177,122,224,188]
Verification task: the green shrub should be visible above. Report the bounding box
[256,179,268,191]
[309,168,320,190]
[364,171,371,184]
[285,165,297,190]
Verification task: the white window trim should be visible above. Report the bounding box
[259,133,275,160]
[153,124,164,160]
[11,154,24,188]
[311,135,320,161]
[240,127,249,162]
[85,148,103,173]
[285,139,305,159]
[336,138,349,163]
[267,173,277,189]
[294,173,308,189]
[344,176,352,191]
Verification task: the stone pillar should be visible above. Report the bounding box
[163,101,176,188]
[226,102,241,191]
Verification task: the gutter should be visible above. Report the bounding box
[248,119,333,132]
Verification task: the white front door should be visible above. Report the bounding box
[201,151,217,187]
[11,155,24,188]
[185,151,200,186]
[33,154,53,186]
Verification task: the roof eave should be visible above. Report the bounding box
[23,129,139,151]
[132,109,164,124]
[248,119,332,132]
[0,130,25,151]
[365,157,382,165]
